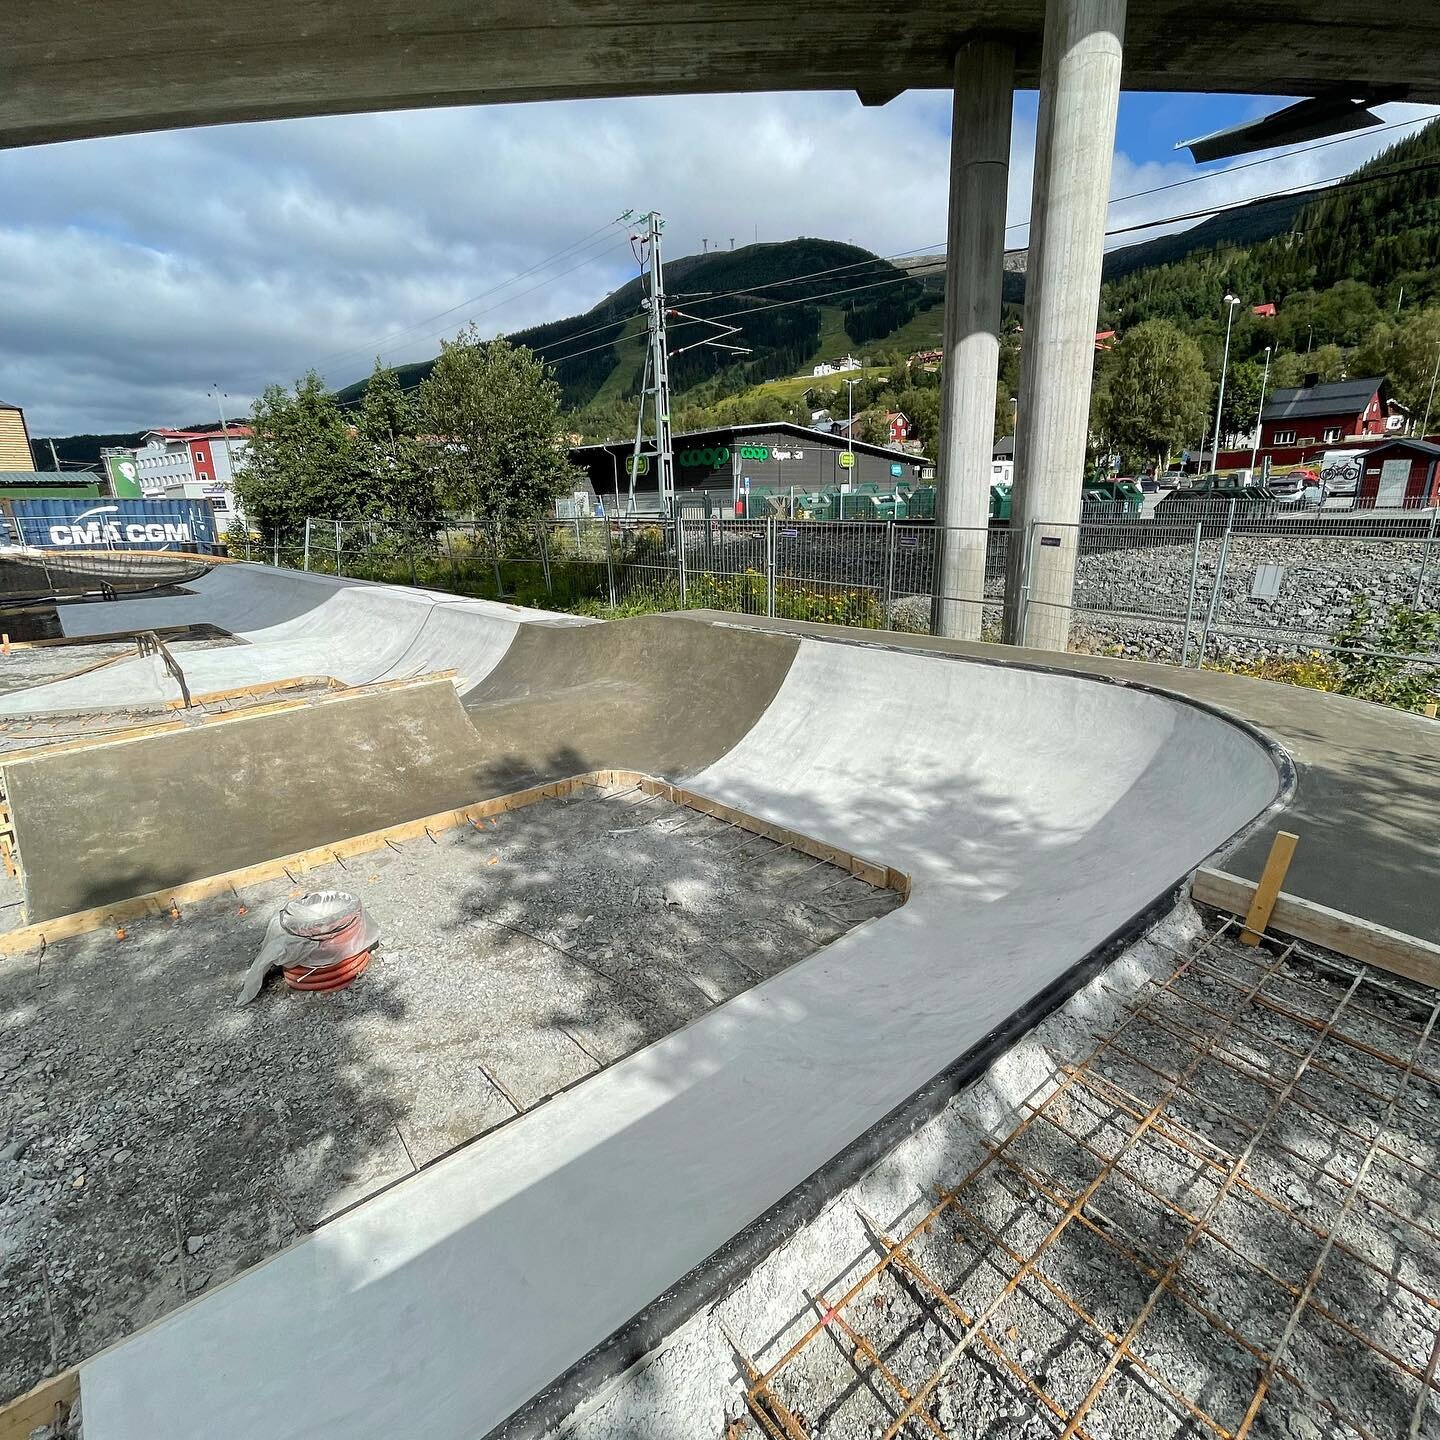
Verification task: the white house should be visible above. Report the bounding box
[811,355,862,378]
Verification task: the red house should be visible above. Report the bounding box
[885,412,910,445]
[1252,375,1399,469]
[1354,438,1440,509]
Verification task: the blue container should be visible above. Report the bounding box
[6,498,222,553]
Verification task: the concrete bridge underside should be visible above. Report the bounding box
[4,1,1439,148]
[8,2,1438,651]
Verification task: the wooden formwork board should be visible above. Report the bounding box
[0,767,908,958]
[1193,866,1440,990]
[0,1369,79,1440]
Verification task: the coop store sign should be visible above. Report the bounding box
[679,446,727,467]
[677,443,776,468]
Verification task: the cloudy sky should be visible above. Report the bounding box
[1,90,1435,437]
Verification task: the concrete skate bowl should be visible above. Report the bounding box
[34,610,1287,1440]
[0,563,595,714]
[0,547,213,598]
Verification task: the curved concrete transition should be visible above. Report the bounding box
[0,566,1287,1440]
[0,564,592,713]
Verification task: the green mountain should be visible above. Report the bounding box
[39,117,1440,458]
[333,239,930,412]
[331,177,1349,418]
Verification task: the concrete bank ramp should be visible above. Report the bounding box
[0,565,590,714]
[8,680,503,921]
[77,628,1283,1440]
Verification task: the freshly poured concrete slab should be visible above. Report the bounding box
[0,566,589,714]
[78,637,1281,1440]
[8,680,505,920]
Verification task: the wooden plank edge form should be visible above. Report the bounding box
[1193,867,1440,990]
[0,769,909,957]
[0,1367,80,1440]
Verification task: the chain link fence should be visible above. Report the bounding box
[235,506,1440,677]
[1024,504,1440,672]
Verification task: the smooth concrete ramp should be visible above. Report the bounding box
[0,565,590,714]
[8,680,503,921]
[76,633,1282,1440]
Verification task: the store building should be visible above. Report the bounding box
[569,423,931,514]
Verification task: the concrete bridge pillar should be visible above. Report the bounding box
[932,36,1015,640]
[1003,0,1127,649]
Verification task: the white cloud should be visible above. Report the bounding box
[0,94,1433,435]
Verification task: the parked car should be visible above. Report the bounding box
[1156,469,1184,489]
[1267,471,1303,496]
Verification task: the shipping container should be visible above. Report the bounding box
[2,496,223,553]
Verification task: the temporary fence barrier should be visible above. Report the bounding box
[241,506,1440,677]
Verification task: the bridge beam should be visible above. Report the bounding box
[1004,0,1128,649]
[932,35,1016,640]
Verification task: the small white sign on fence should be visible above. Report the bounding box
[1249,563,1284,601]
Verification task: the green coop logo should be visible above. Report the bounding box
[679,446,730,468]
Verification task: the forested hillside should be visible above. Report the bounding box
[36,119,1440,468]
[332,239,927,414]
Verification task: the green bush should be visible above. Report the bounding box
[1330,595,1439,711]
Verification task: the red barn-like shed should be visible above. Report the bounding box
[1355,438,1440,509]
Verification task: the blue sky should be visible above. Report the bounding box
[0,90,1434,435]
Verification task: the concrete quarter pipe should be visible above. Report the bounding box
[0,566,1287,1440]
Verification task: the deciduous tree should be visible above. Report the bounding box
[1094,321,1211,472]
[418,326,576,530]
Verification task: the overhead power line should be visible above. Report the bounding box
[542,114,1440,332]
[536,145,1440,373]
[310,214,633,374]
[330,114,1440,403]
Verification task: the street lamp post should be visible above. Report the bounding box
[1248,344,1272,481]
[1422,343,1440,440]
[1210,294,1242,475]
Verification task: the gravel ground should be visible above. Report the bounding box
[559,907,1440,1440]
[882,530,1440,668]
[0,786,898,1411]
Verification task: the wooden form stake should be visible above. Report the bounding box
[1239,830,1298,945]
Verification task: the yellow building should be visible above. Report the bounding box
[0,402,36,471]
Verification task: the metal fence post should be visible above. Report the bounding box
[766,517,776,617]
[443,526,459,592]
[883,520,896,624]
[1017,522,1037,647]
[538,520,553,595]
[1196,504,1235,667]
[272,532,279,568]
[603,518,617,608]
[676,514,688,606]
[335,519,343,577]
[491,524,505,597]
[302,517,312,571]
[1179,521,1203,667]
[1414,507,1438,609]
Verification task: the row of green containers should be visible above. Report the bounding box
[743,483,943,522]
[743,478,1143,523]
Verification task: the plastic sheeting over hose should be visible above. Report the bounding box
[236,891,380,1005]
